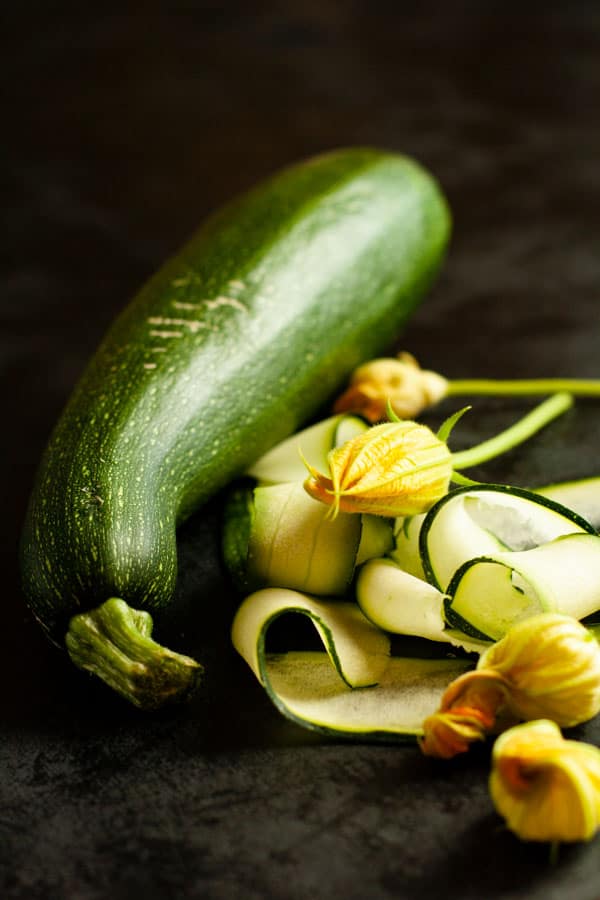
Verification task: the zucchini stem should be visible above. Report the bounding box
[65,597,202,709]
[451,392,573,471]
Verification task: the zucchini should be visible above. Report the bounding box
[20,147,450,707]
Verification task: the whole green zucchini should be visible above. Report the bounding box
[19,147,451,707]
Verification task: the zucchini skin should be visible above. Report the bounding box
[20,147,451,639]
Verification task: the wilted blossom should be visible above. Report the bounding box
[333,352,449,423]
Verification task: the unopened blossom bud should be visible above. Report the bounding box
[333,352,449,423]
[303,420,452,518]
[490,719,600,843]
[479,613,600,728]
[420,703,496,760]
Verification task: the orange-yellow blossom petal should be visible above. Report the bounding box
[303,420,452,518]
[478,613,600,728]
[420,669,511,759]
[420,707,490,759]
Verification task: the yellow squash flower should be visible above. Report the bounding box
[303,420,453,518]
[420,695,499,759]
[420,613,600,759]
[490,719,600,843]
[479,613,600,728]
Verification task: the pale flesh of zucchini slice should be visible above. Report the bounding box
[356,558,490,652]
[232,588,472,739]
[536,477,600,531]
[421,484,594,592]
[355,514,394,566]
[357,558,446,640]
[446,533,600,641]
[248,482,361,596]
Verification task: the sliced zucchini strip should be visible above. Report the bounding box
[233,588,390,688]
[421,484,594,591]
[248,482,361,596]
[357,558,446,640]
[224,480,390,597]
[446,533,600,641]
[246,414,368,484]
[536,477,600,531]
[333,414,370,447]
[356,558,489,652]
[232,588,472,739]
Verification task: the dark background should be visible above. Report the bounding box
[3,2,600,898]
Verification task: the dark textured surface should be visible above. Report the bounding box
[3,3,600,898]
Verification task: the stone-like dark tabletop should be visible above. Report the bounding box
[3,4,600,898]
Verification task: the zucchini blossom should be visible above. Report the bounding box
[421,613,600,759]
[479,612,600,728]
[490,719,600,843]
[303,419,452,518]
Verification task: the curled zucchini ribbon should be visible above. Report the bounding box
[231,588,471,740]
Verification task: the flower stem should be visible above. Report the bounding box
[447,378,600,398]
[451,392,573,471]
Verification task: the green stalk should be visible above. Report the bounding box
[65,597,203,709]
[447,378,600,399]
[451,392,573,472]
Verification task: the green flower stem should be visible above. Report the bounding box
[65,597,203,709]
[451,392,573,472]
[447,378,600,399]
